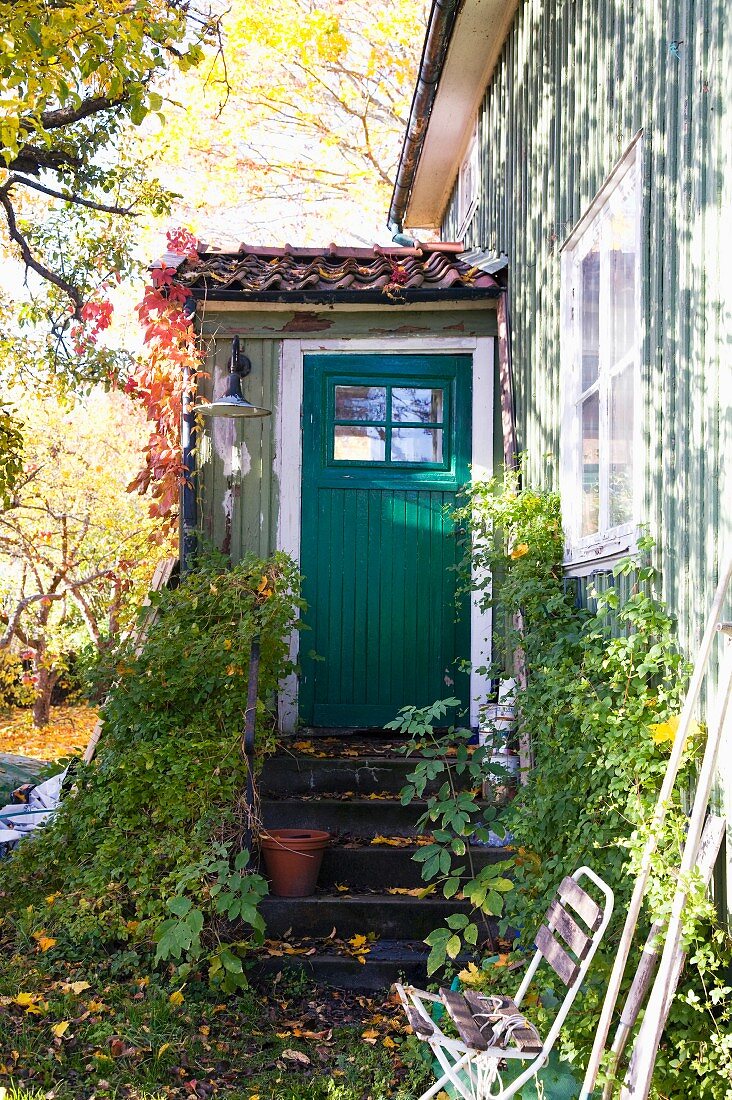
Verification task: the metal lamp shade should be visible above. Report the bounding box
[194,368,271,419]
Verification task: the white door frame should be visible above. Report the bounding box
[275,336,494,732]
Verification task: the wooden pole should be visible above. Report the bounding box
[621,639,732,1098]
[600,815,725,1099]
[82,557,177,764]
[579,556,732,1099]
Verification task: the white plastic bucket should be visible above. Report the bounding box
[478,703,516,746]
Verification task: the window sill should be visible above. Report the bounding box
[562,530,638,577]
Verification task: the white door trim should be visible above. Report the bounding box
[276,335,494,732]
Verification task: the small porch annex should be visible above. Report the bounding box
[170,240,505,735]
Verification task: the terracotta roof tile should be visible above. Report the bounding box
[173,242,501,303]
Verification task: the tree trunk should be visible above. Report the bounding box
[32,663,59,727]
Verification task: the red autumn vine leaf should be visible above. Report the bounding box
[126,228,202,537]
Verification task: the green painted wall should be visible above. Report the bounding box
[195,306,497,562]
[441,0,731,905]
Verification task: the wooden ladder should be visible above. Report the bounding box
[580,556,732,1099]
[82,557,177,764]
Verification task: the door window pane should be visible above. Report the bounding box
[581,245,600,390]
[334,425,385,461]
[581,392,600,535]
[609,366,634,526]
[391,427,443,464]
[334,385,386,422]
[391,387,444,424]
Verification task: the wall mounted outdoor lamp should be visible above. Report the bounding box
[194,336,271,418]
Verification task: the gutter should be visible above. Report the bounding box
[387,0,461,234]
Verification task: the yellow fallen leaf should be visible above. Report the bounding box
[361,1028,379,1043]
[383,1036,398,1048]
[348,934,368,949]
[87,1000,106,1012]
[157,1042,171,1057]
[510,543,529,559]
[15,992,39,1006]
[68,981,91,995]
[458,962,484,987]
[168,989,185,1006]
[52,1020,70,1038]
[31,931,57,952]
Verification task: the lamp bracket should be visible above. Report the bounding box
[231,335,252,377]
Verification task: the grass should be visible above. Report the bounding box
[0,946,433,1100]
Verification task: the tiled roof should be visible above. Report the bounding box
[168,242,501,303]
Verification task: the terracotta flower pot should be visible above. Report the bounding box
[260,829,331,897]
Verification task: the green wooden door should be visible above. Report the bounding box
[299,354,472,728]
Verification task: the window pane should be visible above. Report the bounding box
[334,425,385,461]
[334,385,386,421]
[609,366,634,526]
[609,184,637,363]
[391,387,444,424]
[581,245,600,390]
[391,427,443,464]
[581,392,600,535]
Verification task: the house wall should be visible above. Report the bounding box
[440,0,731,905]
[195,306,498,562]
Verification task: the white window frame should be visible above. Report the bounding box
[560,135,644,573]
[456,123,479,239]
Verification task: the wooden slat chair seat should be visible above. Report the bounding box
[395,866,614,1100]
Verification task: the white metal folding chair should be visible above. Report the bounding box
[396,866,614,1100]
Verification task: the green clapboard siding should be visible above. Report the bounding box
[440,0,731,910]
[442,0,730,667]
[299,354,472,728]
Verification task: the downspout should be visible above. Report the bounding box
[180,295,198,574]
[387,0,461,234]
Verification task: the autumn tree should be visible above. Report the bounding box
[0,390,169,725]
[147,0,427,243]
[0,0,223,384]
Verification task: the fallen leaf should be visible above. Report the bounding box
[32,931,57,952]
[51,1020,70,1038]
[280,1049,310,1066]
[169,989,185,1006]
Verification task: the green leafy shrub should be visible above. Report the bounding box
[443,472,732,1097]
[0,551,302,984]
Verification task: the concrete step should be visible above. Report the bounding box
[260,754,476,796]
[252,939,448,992]
[319,843,510,889]
[261,798,490,838]
[260,892,498,941]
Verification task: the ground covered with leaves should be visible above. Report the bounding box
[0,707,97,762]
[0,947,430,1100]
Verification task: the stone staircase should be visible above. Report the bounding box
[255,736,509,990]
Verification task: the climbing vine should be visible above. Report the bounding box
[127,227,202,533]
[420,472,732,1097]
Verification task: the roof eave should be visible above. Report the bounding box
[187,286,501,305]
[388,0,519,234]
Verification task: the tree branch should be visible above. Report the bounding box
[6,175,138,217]
[0,568,111,648]
[0,187,83,317]
[39,92,128,132]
